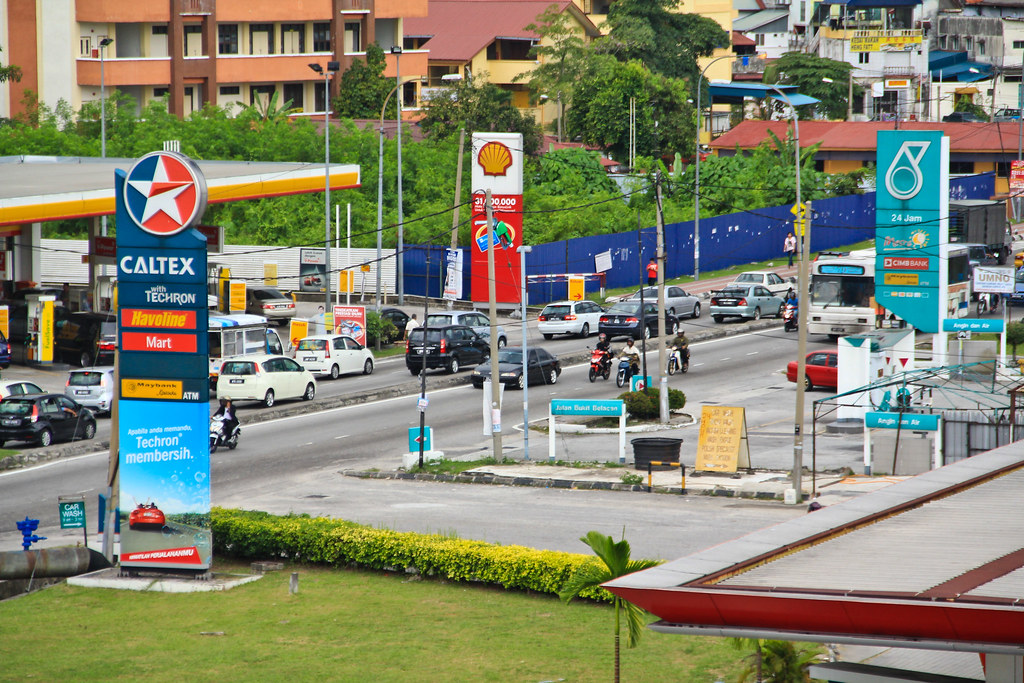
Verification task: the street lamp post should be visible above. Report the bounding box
[517,245,532,460]
[99,37,113,241]
[308,61,340,315]
[392,46,405,305]
[769,85,808,505]
[694,55,736,281]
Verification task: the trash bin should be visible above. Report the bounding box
[631,437,682,471]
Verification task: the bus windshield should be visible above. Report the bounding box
[811,275,874,308]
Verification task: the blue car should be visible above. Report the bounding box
[710,285,785,323]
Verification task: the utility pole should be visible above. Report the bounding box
[655,174,669,423]
[486,191,502,459]
[448,128,465,309]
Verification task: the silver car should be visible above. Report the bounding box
[728,271,792,298]
[710,285,785,322]
[64,367,115,414]
[425,311,507,347]
[624,286,701,318]
[537,300,604,339]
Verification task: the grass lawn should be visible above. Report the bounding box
[1,563,755,682]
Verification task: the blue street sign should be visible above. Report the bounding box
[550,399,625,416]
[865,412,940,431]
[942,318,1005,333]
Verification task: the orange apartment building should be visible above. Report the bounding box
[0,0,428,120]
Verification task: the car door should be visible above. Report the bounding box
[261,358,285,396]
[526,349,544,384]
[281,357,307,396]
[343,337,365,372]
[581,301,601,328]
[41,396,71,440]
[806,352,831,386]
[334,336,357,374]
[59,396,87,438]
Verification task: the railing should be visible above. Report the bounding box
[733,56,767,77]
[338,0,372,11]
[179,0,214,15]
[884,65,916,77]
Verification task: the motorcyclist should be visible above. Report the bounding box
[595,332,611,354]
[670,330,690,366]
[213,397,239,440]
[785,289,799,308]
[618,338,641,376]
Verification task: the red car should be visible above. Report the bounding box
[128,502,166,529]
[786,350,838,391]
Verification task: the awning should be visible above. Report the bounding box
[707,83,820,107]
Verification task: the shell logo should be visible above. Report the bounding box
[477,141,514,176]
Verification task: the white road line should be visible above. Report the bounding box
[334,435,350,440]
[720,357,731,361]
[747,352,759,356]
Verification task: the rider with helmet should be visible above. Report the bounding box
[595,332,611,353]
[618,338,642,375]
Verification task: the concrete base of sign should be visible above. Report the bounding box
[825,418,864,435]
[67,567,263,593]
[402,450,444,469]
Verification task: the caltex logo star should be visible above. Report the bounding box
[124,151,207,236]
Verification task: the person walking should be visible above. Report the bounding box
[646,258,658,286]
[784,232,797,268]
[405,313,420,338]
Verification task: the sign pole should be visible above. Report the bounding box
[486,191,502,459]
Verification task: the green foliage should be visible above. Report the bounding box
[419,77,542,154]
[334,43,395,119]
[953,94,990,122]
[534,147,618,195]
[763,52,859,120]
[1007,321,1024,358]
[620,472,643,485]
[0,44,21,85]
[211,507,623,601]
[734,638,820,682]
[365,310,398,345]
[618,388,686,418]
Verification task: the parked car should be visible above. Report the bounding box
[624,286,702,318]
[380,307,411,340]
[0,330,10,368]
[425,311,507,347]
[406,325,489,375]
[216,354,317,407]
[0,380,44,399]
[0,393,97,447]
[786,349,839,390]
[994,108,1021,121]
[710,285,785,322]
[293,334,373,379]
[471,347,561,389]
[64,366,115,414]
[942,112,985,123]
[537,300,604,339]
[598,301,678,340]
[54,312,116,367]
[245,286,296,326]
[728,271,792,297]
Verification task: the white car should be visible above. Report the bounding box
[0,380,44,399]
[216,354,317,407]
[64,367,115,414]
[728,271,792,298]
[293,334,374,379]
[537,300,604,339]
[425,311,507,347]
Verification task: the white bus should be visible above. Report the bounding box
[808,246,972,338]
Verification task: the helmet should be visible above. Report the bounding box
[625,338,634,345]
[219,398,227,407]
[598,333,607,342]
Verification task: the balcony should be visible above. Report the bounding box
[733,56,767,78]
[77,57,171,87]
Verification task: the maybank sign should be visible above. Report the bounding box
[865,411,940,431]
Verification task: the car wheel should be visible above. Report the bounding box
[447,355,460,374]
[666,320,677,335]
[516,373,525,390]
[579,323,590,338]
[363,359,374,375]
[752,307,761,321]
[692,303,701,319]
[548,368,558,385]
[804,375,813,391]
[83,421,96,440]
[0,440,5,448]
[263,389,276,408]
[329,364,340,380]
[713,315,723,323]
[543,333,553,340]
[497,336,507,348]
[303,383,316,401]
[210,439,218,454]
[38,428,53,447]
[79,351,92,368]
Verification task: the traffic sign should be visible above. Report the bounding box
[790,202,807,217]
[58,499,86,529]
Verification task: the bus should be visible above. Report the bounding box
[208,313,284,390]
[808,246,971,338]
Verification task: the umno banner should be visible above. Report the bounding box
[470,132,523,305]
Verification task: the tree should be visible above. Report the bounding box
[334,43,395,120]
[559,531,660,683]
[419,76,542,154]
[762,53,858,120]
[0,44,22,86]
[599,0,728,82]
[734,639,819,682]
[1007,321,1024,359]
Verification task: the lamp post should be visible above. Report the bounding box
[769,84,808,505]
[392,45,405,305]
[99,37,113,242]
[694,54,736,281]
[308,61,340,315]
[517,245,532,460]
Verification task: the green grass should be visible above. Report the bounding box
[1,563,756,682]
[405,456,518,475]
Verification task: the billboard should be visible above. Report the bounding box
[332,305,367,345]
[299,248,327,293]
[470,133,523,305]
[875,131,949,333]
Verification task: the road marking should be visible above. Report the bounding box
[720,357,730,361]
[0,450,107,478]
[334,435,350,440]
[747,352,758,356]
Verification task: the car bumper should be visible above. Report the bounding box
[598,324,642,339]
[709,307,754,318]
[538,322,581,335]
[406,356,448,371]
[0,424,45,443]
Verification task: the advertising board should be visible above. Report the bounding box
[470,132,523,305]
[332,305,367,345]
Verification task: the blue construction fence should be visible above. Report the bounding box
[402,173,996,304]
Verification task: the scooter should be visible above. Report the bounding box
[616,358,637,388]
[588,347,612,382]
[783,302,798,332]
[667,346,690,375]
[209,415,240,453]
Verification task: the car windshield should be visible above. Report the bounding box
[253,289,287,301]
[606,303,639,315]
[542,305,570,316]
[733,274,761,284]
[627,288,657,300]
[69,371,103,387]
[221,361,257,375]
[297,339,327,351]
[496,350,523,364]
[408,329,443,343]
[0,400,32,415]
[425,314,454,326]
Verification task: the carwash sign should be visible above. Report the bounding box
[875,131,949,333]
[116,150,212,571]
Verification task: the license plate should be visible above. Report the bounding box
[75,390,89,395]
[830,327,845,332]
[276,305,288,309]
[2,418,17,426]
[229,378,244,384]
[303,356,316,362]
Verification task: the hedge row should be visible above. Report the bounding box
[211,508,617,602]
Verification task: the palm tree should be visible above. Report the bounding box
[559,531,660,683]
[734,638,820,682]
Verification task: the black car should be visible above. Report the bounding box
[942,111,985,123]
[54,312,117,367]
[0,393,97,447]
[380,307,411,340]
[471,347,561,389]
[598,301,678,340]
[406,325,489,374]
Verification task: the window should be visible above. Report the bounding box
[997,161,1011,177]
[250,23,274,55]
[219,85,240,96]
[964,36,973,52]
[219,24,238,55]
[283,82,303,110]
[313,22,331,52]
[950,161,974,174]
[486,39,533,60]
[858,52,869,64]
[153,87,169,98]
[979,39,986,56]
[281,23,304,53]
[152,25,168,35]
[1015,40,1024,50]
[344,22,361,53]
[950,35,959,50]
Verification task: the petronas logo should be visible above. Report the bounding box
[884,141,930,201]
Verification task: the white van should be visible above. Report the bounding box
[293,334,374,379]
[209,313,284,390]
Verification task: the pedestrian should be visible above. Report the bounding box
[784,232,797,268]
[60,283,70,308]
[405,313,420,338]
[646,257,658,286]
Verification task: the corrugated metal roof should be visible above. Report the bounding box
[733,9,789,31]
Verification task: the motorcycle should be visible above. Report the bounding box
[783,302,798,332]
[667,346,690,375]
[209,415,240,453]
[616,358,637,388]
[588,347,612,382]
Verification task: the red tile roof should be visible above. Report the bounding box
[710,119,1024,153]
[404,0,597,63]
[732,30,756,46]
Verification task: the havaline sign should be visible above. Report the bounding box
[875,131,949,334]
[116,151,212,571]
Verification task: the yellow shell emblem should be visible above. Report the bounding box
[478,141,513,176]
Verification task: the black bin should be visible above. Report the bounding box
[631,437,682,471]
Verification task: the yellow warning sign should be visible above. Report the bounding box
[121,379,183,400]
[568,277,585,301]
[695,405,751,473]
